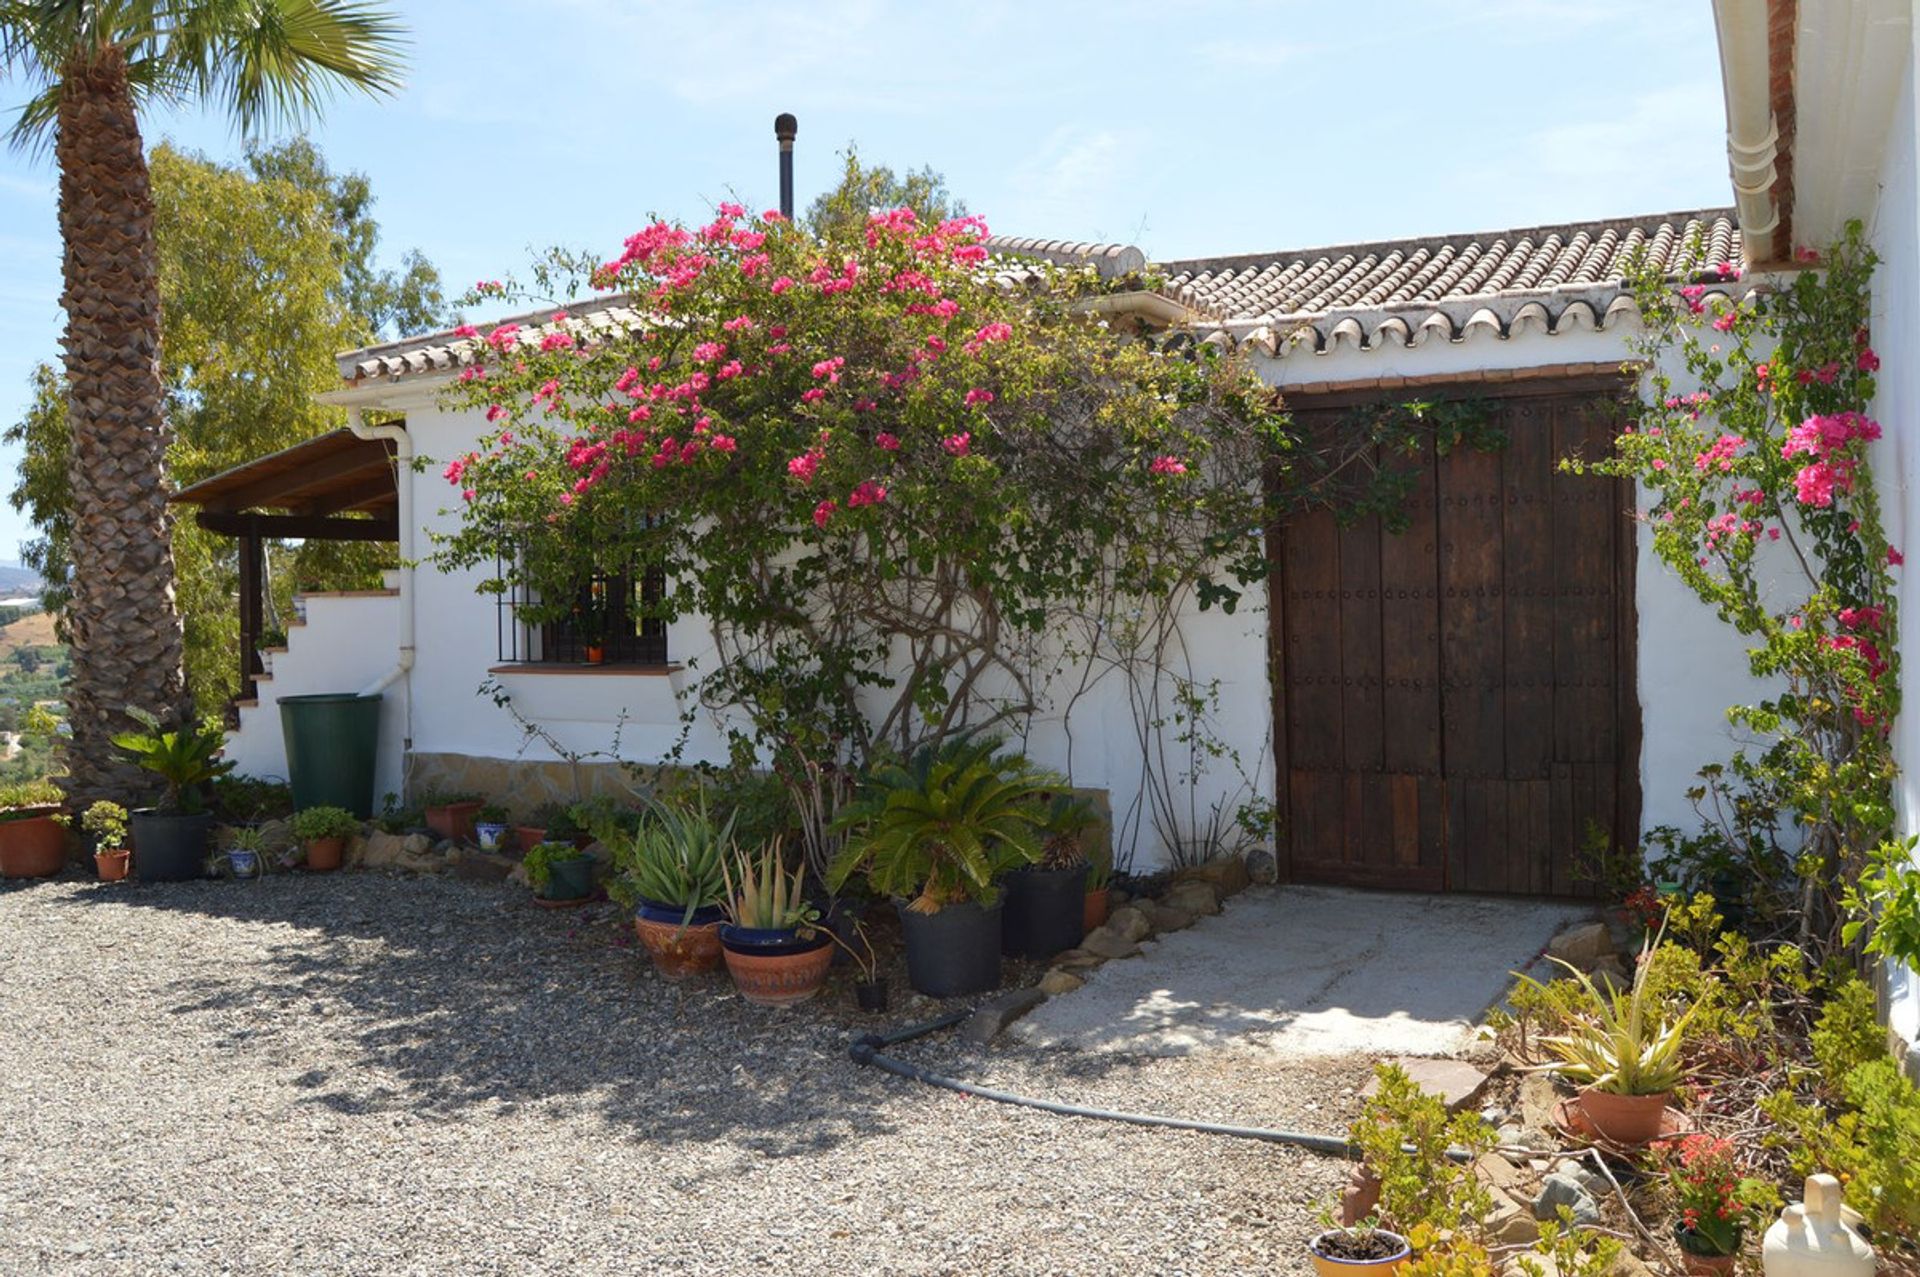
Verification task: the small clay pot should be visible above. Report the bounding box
[1083,886,1110,932]
[305,836,345,872]
[94,849,130,882]
[583,645,606,665]
[513,826,547,855]
[1576,1087,1672,1146]
[1339,1165,1382,1227]
[424,801,481,843]
[633,904,724,979]
[1308,1227,1411,1277]
[0,809,67,878]
[1675,1225,1740,1276]
[721,934,833,1006]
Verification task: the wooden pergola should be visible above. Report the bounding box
[169,429,399,703]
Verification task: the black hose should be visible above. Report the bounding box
[848,1011,1361,1159]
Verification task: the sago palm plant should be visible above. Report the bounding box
[828,736,1056,913]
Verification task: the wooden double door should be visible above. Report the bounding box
[1270,386,1640,896]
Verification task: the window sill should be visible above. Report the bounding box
[487,662,682,677]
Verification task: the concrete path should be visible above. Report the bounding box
[1013,884,1592,1059]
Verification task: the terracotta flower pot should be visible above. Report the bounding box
[722,935,834,1006]
[424,801,481,843]
[0,809,67,878]
[1308,1228,1411,1277]
[305,836,345,872]
[584,645,605,665]
[513,826,547,855]
[1675,1225,1741,1276]
[94,849,131,882]
[1083,886,1110,932]
[1576,1087,1671,1145]
[633,911,724,980]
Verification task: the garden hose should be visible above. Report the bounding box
[848,1008,1362,1159]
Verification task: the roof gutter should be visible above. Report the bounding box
[346,408,415,708]
[1713,0,1783,264]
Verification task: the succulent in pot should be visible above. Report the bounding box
[82,800,131,881]
[601,798,733,979]
[1306,1219,1412,1277]
[224,825,268,879]
[473,803,511,851]
[719,838,832,1005]
[113,709,235,882]
[1513,930,1697,1145]
[523,839,593,902]
[827,735,1053,997]
[289,805,359,872]
[0,778,69,878]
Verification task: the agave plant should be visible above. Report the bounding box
[600,798,735,925]
[1513,936,1699,1096]
[722,838,820,933]
[827,735,1056,913]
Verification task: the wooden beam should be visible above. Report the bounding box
[194,444,392,513]
[289,473,399,517]
[195,511,397,542]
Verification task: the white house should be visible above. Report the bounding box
[190,0,1920,998]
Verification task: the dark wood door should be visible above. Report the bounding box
[1270,389,1640,896]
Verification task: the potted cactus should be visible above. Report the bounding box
[290,806,359,872]
[719,838,831,1006]
[83,800,130,881]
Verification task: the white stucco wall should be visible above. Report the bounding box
[1868,29,1920,1047]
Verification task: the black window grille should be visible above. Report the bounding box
[496,564,669,666]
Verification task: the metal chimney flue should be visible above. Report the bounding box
[775,113,797,220]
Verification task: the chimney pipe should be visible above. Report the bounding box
[775,112,797,220]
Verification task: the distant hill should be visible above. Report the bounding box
[0,564,43,598]
[0,611,57,654]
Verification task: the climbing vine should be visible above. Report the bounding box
[1587,222,1903,959]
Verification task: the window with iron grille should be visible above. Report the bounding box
[496,562,669,666]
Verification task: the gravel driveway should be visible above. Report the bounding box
[0,875,1365,1276]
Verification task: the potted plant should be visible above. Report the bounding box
[0,778,69,878]
[420,791,482,842]
[83,800,130,881]
[719,838,832,1006]
[827,736,1051,998]
[523,839,594,902]
[1663,1134,1770,1275]
[1307,1219,1412,1277]
[113,709,235,882]
[576,580,611,664]
[832,916,888,1012]
[601,799,733,980]
[473,803,511,851]
[1002,792,1098,959]
[290,805,359,872]
[225,825,268,879]
[1515,933,1698,1145]
[1084,836,1114,932]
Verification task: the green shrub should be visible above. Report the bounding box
[289,806,359,841]
[1348,1063,1495,1244]
[80,800,128,848]
[522,840,587,892]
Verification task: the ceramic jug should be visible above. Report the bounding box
[1762,1173,1874,1277]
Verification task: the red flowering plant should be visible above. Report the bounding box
[428,204,1292,780]
[1660,1133,1775,1257]
[1582,223,1902,959]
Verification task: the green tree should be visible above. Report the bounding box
[0,0,405,804]
[6,140,441,712]
[804,147,967,243]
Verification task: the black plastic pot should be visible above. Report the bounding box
[855,978,891,1013]
[896,898,1002,997]
[130,810,214,883]
[1001,863,1089,959]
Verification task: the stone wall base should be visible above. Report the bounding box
[404,752,674,820]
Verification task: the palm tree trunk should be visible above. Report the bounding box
[55,47,188,806]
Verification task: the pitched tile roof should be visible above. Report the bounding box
[1151,209,1742,356]
[332,210,1743,388]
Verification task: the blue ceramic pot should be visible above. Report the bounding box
[635,899,725,927]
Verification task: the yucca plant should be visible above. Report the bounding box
[722,838,820,934]
[827,735,1056,913]
[600,798,734,925]
[1513,934,1699,1096]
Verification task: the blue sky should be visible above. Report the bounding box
[0,0,1731,565]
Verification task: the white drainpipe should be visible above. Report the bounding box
[1713,0,1782,263]
[347,407,416,701]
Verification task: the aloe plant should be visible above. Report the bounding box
[600,798,734,925]
[722,838,820,933]
[1514,935,1699,1096]
[827,735,1056,913]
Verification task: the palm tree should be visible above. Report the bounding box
[0,2,404,802]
